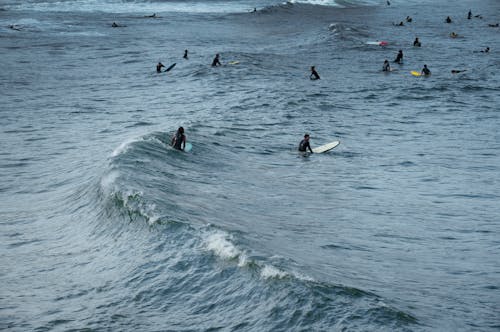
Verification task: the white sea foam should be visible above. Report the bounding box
[260,265,289,279]
[111,137,142,158]
[204,231,242,260]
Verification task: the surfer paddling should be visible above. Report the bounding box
[298,134,313,153]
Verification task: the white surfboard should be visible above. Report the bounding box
[312,141,340,154]
[184,142,192,152]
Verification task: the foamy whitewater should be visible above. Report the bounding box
[1,0,499,330]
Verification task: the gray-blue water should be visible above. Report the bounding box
[1,0,499,330]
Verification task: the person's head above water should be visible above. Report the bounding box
[304,133,310,139]
[178,127,184,134]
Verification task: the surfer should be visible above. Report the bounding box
[394,50,403,64]
[212,53,221,67]
[112,22,118,27]
[468,10,472,20]
[421,64,431,76]
[451,69,467,74]
[446,16,452,23]
[406,16,412,23]
[8,24,22,31]
[310,66,320,80]
[450,32,458,38]
[488,23,499,27]
[413,37,421,47]
[156,62,165,73]
[145,13,156,18]
[183,49,188,59]
[171,127,186,151]
[480,47,490,53]
[382,60,391,72]
[298,134,313,153]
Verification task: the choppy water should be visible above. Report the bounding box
[1,0,500,331]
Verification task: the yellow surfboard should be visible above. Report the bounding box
[411,70,421,77]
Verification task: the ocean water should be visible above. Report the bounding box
[1,0,499,331]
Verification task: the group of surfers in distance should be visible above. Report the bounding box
[381,9,493,76]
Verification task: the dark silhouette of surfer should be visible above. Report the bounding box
[156,62,165,73]
[413,37,421,47]
[310,66,320,80]
[171,127,186,151]
[394,50,403,63]
[421,64,431,76]
[298,134,313,153]
[382,60,391,72]
[446,16,452,23]
[212,54,221,67]
[183,50,188,59]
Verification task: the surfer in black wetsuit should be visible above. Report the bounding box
[382,60,391,72]
[171,127,186,151]
[156,62,165,73]
[446,16,452,23]
[394,50,403,63]
[212,53,221,66]
[481,47,490,53]
[310,66,320,80]
[468,10,472,20]
[413,37,421,47]
[298,134,313,153]
[183,49,188,59]
[421,64,431,76]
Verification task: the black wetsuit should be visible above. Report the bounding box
[172,132,185,150]
[212,56,221,67]
[310,70,320,80]
[422,67,431,75]
[394,52,403,63]
[298,139,312,152]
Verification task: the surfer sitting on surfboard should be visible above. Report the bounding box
[421,64,431,76]
[413,37,421,47]
[310,66,320,80]
[156,62,165,73]
[382,60,391,72]
[171,127,186,151]
[212,53,221,67]
[394,50,403,63]
[298,134,313,153]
